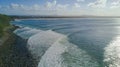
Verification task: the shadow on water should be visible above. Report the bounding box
[11,35,37,67]
[0,34,37,67]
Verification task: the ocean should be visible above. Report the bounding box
[12,18,120,67]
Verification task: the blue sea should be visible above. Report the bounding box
[12,18,120,67]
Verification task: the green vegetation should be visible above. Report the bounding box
[0,14,37,67]
[0,27,37,67]
[0,14,11,37]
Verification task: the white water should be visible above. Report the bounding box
[104,36,120,67]
[15,27,99,67]
[27,30,64,60]
[15,26,120,67]
[12,19,120,67]
[38,37,99,67]
[14,27,42,39]
[14,27,99,67]
[104,26,120,67]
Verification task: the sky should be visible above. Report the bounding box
[0,0,120,16]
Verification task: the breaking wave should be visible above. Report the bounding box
[13,18,120,67]
[14,27,42,39]
[14,27,99,67]
[27,29,64,60]
[38,37,99,67]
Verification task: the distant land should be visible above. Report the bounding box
[10,15,120,19]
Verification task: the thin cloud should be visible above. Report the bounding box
[56,4,69,9]
[88,0,107,8]
[76,0,84,2]
[45,0,57,8]
[45,0,69,10]
[74,3,81,8]
[0,0,120,16]
[110,0,120,8]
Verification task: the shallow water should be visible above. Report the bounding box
[12,18,120,67]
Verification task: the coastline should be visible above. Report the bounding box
[0,24,37,66]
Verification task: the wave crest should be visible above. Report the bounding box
[38,37,99,67]
[15,27,99,67]
[27,30,64,61]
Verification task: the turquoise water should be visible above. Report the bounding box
[12,18,120,67]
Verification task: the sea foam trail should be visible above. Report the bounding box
[38,37,99,67]
[104,36,120,67]
[104,26,120,67]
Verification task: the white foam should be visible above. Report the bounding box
[14,27,42,39]
[104,37,120,67]
[15,27,99,67]
[14,19,21,22]
[104,25,120,67]
[14,27,30,32]
[27,30,64,60]
[38,37,99,67]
